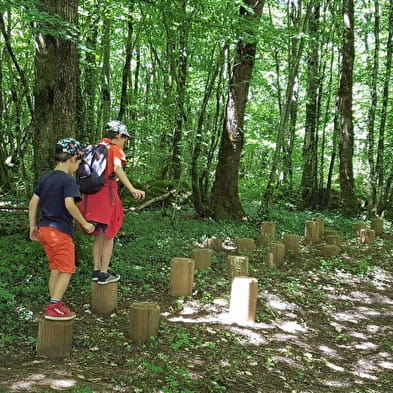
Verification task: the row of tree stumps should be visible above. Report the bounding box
[36,280,161,359]
[36,217,385,359]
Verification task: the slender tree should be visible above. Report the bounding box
[301,3,320,208]
[337,0,357,213]
[101,3,111,126]
[263,0,315,207]
[375,0,393,215]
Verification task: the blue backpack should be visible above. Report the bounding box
[76,143,108,194]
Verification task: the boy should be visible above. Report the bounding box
[79,120,145,284]
[29,138,95,320]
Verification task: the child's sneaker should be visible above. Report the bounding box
[45,302,76,320]
[92,270,100,282]
[57,299,72,313]
[98,271,120,285]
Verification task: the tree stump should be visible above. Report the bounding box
[37,318,73,359]
[192,248,213,270]
[324,230,341,246]
[282,234,300,257]
[169,257,195,296]
[322,244,340,258]
[353,223,367,237]
[128,302,160,342]
[370,218,384,235]
[260,221,276,244]
[236,238,255,254]
[305,221,319,244]
[360,228,375,244]
[227,255,249,280]
[267,242,285,266]
[313,217,324,240]
[207,237,223,251]
[91,281,118,316]
[229,277,258,325]
[266,252,274,267]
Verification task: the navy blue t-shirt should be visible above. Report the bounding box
[34,170,81,235]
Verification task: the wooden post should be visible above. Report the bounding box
[91,282,118,316]
[370,218,384,235]
[229,277,258,325]
[305,221,318,244]
[227,255,249,280]
[236,238,255,254]
[282,234,300,257]
[266,252,274,267]
[267,242,285,266]
[324,230,341,246]
[260,221,276,244]
[322,245,340,258]
[128,302,160,342]
[207,237,223,251]
[169,257,195,296]
[37,319,73,359]
[354,223,367,237]
[313,217,324,240]
[360,228,375,244]
[192,248,213,270]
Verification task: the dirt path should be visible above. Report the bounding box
[1,245,392,393]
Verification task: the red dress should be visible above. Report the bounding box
[79,138,126,239]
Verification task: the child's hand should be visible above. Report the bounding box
[83,222,96,234]
[30,227,38,241]
[131,189,145,200]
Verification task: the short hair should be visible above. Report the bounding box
[54,145,73,163]
[103,130,119,140]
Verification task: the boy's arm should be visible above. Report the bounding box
[114,166,145,200]
[65,197,95,233]
[28,194,40,241]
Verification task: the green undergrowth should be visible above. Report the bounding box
[0,203,392,350]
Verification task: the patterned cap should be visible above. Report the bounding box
[105,120,131,138]
[56,138,84,156]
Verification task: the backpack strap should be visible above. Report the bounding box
[99,141,116,181]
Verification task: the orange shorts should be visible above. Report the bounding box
[38,226,76,274]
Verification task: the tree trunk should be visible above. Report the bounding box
[192,45,226,216]
[365,0,379,215]
[101,9,111,125]
[338,0,357,214]
[210,0,264,220]
[301,4,320,208]
[375,0,393,215]
[81,1,100,143]
[118,6,134,121]
[32,0,79,178]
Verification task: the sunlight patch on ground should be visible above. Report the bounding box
[318,345,343,360]
[10,373,76,391]
[354,341,378,350]
[261,292,298,312]
[319,379,353,388]
[275,320,307,333]
[271,355,304,369]
[370,267,393,290]
[325,360,345,372]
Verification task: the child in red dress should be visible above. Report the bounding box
[79,121,145,284]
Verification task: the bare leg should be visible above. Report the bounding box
[49,269,59,297]
[49,270,72,300]
[93,230,114,272]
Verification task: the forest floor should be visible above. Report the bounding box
[0,231,392,393]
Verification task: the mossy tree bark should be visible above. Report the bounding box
[32,0,79,179]
[210,0,264,220]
